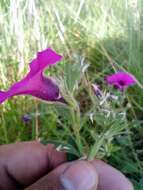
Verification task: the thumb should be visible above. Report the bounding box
[25,161,98,190]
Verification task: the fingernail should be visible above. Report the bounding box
[60,161,98,190]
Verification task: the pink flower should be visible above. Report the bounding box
[106,71,136,91]
[0,48,63,104]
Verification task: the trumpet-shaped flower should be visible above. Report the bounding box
[106,71,136,91]
[0,48,63,104]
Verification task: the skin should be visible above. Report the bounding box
[0,141,134,190]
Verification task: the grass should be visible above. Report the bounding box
[0,0,143,189]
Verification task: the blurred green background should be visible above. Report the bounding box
[0,0,143,189]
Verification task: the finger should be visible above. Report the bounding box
[25,160,98,190]
[91,159,133,190]
[0,141,66,189]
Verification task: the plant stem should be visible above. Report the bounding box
[88,134,105,161]
[1,109,8,143]
[70,101,82,156]
[35,99,39,140]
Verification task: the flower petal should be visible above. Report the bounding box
[0,48,63,104]
[106,72,136,91]
[29,48,62,76]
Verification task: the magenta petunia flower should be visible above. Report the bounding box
[106,71,136,91]
[0,48,63,104]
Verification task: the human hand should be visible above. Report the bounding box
[0,141,133,190]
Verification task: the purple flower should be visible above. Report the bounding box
[92,84,102,97]
[0,48,63,104]
[22,114,31,123]
[106,71,136,91]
